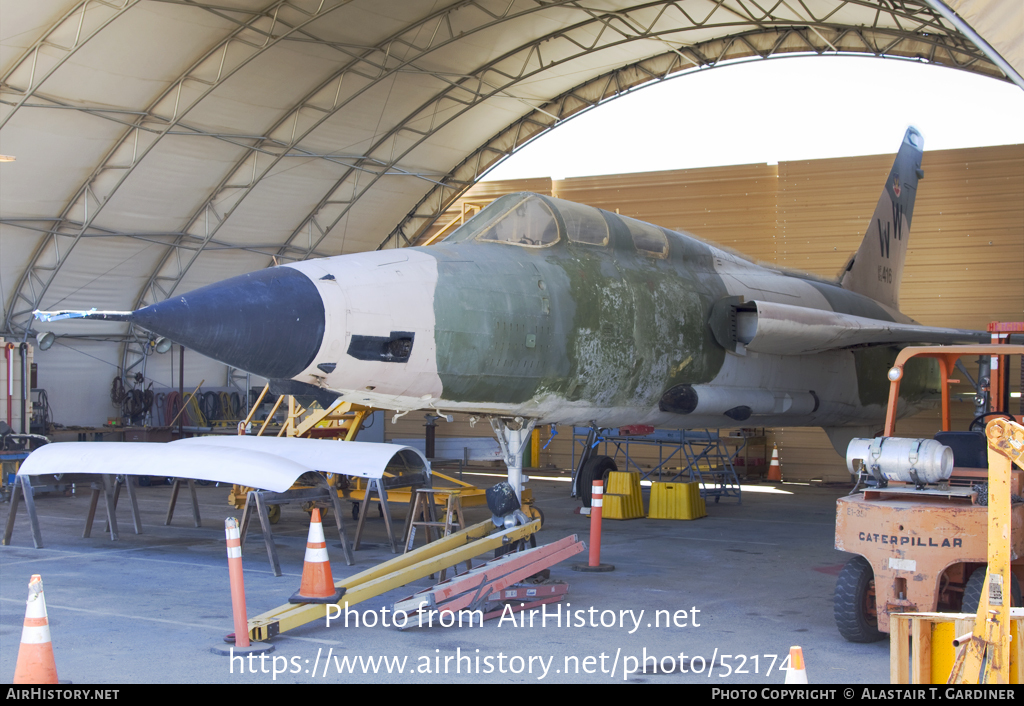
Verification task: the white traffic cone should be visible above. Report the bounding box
[289,508,345,604]
[785,646,808,684]
[13,575,59,684]
[767,444,782,482]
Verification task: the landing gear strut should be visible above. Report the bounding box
[489,417,537,502]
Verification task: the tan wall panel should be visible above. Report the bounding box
[396,145,1023,483]
[552,164,780,263]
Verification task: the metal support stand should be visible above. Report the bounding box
[165,478,202,527]
[3,474,43,548]
[490,417,537,501]
[238,473,354,577]
[103,475,143,535]
[346,471,432,554]
[424,414,438,459]
[353,478,399,554]
[571,427,743,504]
[83,475,119,539]
[4,473,142,547]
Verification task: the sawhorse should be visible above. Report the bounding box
[351,471,430,555]
[3,473,143,547]
[239,473,354,577]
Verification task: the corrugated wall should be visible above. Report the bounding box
[396,144,1024,482]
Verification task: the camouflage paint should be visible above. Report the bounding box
[429,197,728,411]
[427,191,941,427]
[853,345,940,409]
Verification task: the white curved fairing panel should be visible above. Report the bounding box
[173,436,430,480]
[18,438,429,492]
[17,443,312,492]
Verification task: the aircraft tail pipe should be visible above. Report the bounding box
[846,437,954,486]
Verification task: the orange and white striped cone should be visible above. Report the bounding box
[784,646,808,684]
[13,575,59,684]
[289,508,345,604]
[767,443,782,482]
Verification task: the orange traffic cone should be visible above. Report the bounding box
[14,575,59,684]
[767,443,782,482]
[289,508,345,604]
[785,645,808,684]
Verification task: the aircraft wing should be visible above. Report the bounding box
[716,299,999,356]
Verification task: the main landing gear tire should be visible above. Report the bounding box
[834,556,885,643]
[579,456,617,508]
[961,566,1021,614]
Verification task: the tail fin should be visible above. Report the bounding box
[839,126,924,310]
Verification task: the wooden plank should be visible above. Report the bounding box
[912,616,932,684]
[891,614,911,684]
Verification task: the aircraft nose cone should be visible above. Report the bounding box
[132,266,325,380]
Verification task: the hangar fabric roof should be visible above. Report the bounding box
[1,0,1021,365]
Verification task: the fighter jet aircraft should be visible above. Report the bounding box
[36,127,1002,495]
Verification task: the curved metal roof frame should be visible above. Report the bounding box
[387,21,1002,250]
[1,0,1019,374]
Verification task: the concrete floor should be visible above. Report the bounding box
[0,475,889,684]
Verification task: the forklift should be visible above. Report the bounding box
[833,336,1023,642]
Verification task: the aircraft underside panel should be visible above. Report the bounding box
[414,348,929,429]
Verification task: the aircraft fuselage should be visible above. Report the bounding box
[273,193,937,430]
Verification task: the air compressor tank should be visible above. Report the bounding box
[846,437,954,485]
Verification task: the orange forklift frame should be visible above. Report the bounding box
[834,341,1023,641]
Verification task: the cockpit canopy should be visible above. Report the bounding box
[476,193,560,247]
[441,192,669,259]
[442,193,607,248]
